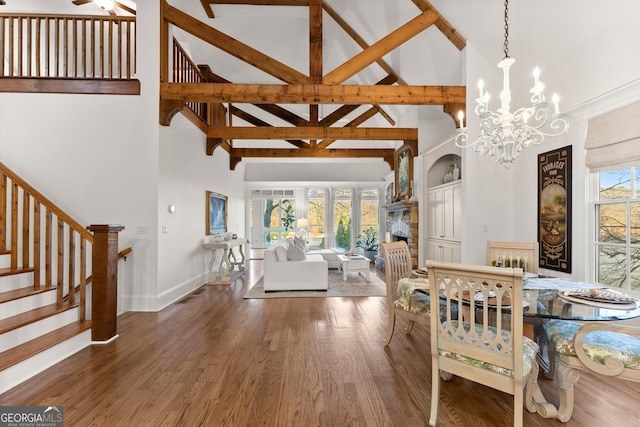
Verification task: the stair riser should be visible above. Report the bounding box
[0,272,33,293]
[0,255,9,269]
[0,308,79,353]
[0,329,91,394]
[0,290,58,320]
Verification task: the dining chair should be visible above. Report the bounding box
[486,241,539,274]
[543,320,640,422]
[381,241,429,346]
[425,260,540,426]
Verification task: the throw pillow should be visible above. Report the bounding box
[287,243,306,261]
[294,236,308,252]
[274,245,288,262]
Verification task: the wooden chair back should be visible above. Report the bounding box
[381,241,413,294]
[380,241,429,345]
[426,260,537,426]
[486,241,539,274]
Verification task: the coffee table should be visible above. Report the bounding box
[337,254,371,281]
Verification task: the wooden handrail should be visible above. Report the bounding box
[0,161,94,321]
[118,246,132,260]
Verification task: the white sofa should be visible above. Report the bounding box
[307,247,346,269]
[263,240,328,291]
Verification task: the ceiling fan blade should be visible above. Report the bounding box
[72,0,93,5]
[108,9,116,16]
[0,1,6,6]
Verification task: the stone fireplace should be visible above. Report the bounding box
[383,200,419,269]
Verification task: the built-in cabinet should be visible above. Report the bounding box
[422,143,462,265]
[425,178,461,263]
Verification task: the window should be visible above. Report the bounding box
[334,189,353,250]
[359,188,380,238]
[308,189,326,249]
[594,166,640,290]
[249,194,296,247]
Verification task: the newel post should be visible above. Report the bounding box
[87,224,125,342]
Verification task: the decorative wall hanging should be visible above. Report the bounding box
[394,144,413,201]
[206,191,228,235]
[538,145,572,273]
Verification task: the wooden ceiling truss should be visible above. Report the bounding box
[160,0,466,169]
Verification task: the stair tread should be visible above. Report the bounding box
[0,321,91,371]
[0,267,34,277]
[0,286,53,304]
[0,303,78,335]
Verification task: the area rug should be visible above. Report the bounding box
[244,269,386,299]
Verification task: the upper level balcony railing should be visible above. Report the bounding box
[0,12,139,94]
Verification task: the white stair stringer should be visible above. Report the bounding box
[0,308,79,353]
[0,328,91,394]
[0,289,58,320]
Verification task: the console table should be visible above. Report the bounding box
[203,238,249,285]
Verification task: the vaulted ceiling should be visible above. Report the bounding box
[160,0,467,169]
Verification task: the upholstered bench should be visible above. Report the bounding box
[543,320,640,422]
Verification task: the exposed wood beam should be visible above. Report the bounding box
[309,0,322,84]
[162,82,466,105]
[317,74,398,126]
[317,106,380,149]
[198,66,310,126]
[230,105,308,148]
[207,126,417,141]
[164,2,309,84]
[309,0,323,145]
[229,147,396,170]
[443,102,466,128]
[323,9,438,84]
[115,1,136,15]
[411,0,466,50]
[200,0,216,18]
[323,3,407,86]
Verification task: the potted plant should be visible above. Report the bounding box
[356,227,379,261]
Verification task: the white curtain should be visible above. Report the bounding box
[585,101,640,171]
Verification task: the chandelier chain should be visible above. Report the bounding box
[503,0,510,59]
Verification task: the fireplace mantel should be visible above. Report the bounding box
[384,200,419,268]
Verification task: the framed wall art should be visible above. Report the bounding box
[206,191,228,235]
[538,145,572,273]
[394,144,413,201]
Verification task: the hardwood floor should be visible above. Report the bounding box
[0,260,638,426]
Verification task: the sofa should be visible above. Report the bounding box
[307,247,346,269]
[263,239,328,291]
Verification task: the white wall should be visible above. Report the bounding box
[157,114,246,309]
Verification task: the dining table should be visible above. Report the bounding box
[401,273,640,421]
[521,276,640,371]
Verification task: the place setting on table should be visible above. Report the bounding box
[522,276,640,320]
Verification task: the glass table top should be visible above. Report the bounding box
[523,277,640,321]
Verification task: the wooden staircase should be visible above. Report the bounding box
[0,162,125,394]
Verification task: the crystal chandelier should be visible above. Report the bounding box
[455,0,569,168]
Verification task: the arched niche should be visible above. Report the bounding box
[422,136,462,188]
